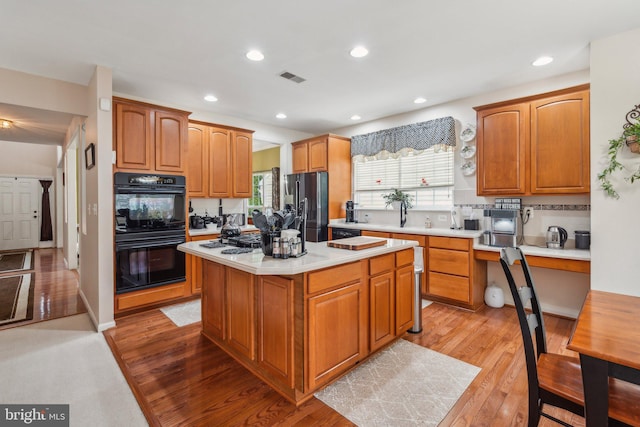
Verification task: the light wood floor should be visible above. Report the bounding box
[0,248,86,331]
[105,301,585,427]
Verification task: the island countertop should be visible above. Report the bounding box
[178,238,418,275]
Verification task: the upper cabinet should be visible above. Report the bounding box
[474,85,590,196]
[187,121,253,198]
[113,97,189,174]
[291,134,351,219]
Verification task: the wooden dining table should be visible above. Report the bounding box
[567,290,640,426]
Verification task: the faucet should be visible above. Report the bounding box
[400,201,407,228]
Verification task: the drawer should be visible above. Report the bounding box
[362,230,391,238]
[395,248,414,268]
[369,253,394,276]
[429,248,469,277]
[116,282,186,311]
[429,236,470,251]
[428,272,470,303]
[391,233,426,246]
[308,261,361,294]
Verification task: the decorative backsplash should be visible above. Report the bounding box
[458,203,590,212]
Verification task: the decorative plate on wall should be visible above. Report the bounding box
[460,145,476,159]
[461,161,476,176]
[460,125,476,142]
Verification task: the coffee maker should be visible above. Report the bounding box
[346,200,355,223]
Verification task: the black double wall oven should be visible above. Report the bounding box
[114,172,186,294]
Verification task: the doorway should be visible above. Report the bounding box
[0,177,40,250]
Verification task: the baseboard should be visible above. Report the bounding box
[78,288,116,332]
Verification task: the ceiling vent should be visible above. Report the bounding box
[280,71,306,84]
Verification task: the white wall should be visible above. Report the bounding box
[79,66,114,331]
[590,28,640,296]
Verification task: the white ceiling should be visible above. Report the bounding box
[2,0,640,146]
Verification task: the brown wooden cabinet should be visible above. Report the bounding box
[202,260,225,340]
[291,134,351,219]
[187,121,253,198]
[474,85,590,196]
[226,268,255,360]
[257,275,295,388]
[426,236,486,310]
[113,97,189,173]
[368,250,415,352]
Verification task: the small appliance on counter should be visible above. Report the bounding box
[488,209,519,247]
[346,200,355,223]
[575,230,591,249]
[546,226,568,249]
[190,214,205,229]
[220,214,241,242]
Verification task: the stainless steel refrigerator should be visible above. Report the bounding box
[284,171,329,242]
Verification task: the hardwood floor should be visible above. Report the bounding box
[0,248,86,331]
[104,301,584,426]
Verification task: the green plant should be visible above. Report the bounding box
[382,188,413,208]
[598,122,640,199]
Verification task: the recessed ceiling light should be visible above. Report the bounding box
[246,50,265,61]
[350,46,369,58]
[204,94,218,102]
[350,115,361,121]
[414,97,427,104]
[532,56,553,67]
[276,113,287,119]
[1,119,12,129]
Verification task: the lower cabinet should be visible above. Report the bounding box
[426,236,486,310]
[202,260,225,340]
[368,250,415,352]
[257,275,295,388]
[226,268,255,360]
[307,281,364,391]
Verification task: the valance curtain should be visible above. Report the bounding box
[351,116,456,161]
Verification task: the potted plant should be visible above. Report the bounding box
[382,188,413,209]
[598,121,640,199]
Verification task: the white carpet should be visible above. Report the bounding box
[0,314,148,427]
[315,339,480,426]
[160,299,201,327]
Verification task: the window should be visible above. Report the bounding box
[249,171,272,213]
[353,148,454,209]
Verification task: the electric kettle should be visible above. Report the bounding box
[546,226,568,249]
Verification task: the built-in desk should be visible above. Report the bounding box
[473,243,590,274]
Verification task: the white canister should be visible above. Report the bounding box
[484,283,505,308]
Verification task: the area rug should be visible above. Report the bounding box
[0,250,33,275]
[0,273,35,326]
[315,339,481,426]
[160,299,201,327]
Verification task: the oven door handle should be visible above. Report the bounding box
[115,239,185,251]
[115,185,186,195]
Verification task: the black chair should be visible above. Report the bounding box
[500,247,640,427]
[500,246,583,426]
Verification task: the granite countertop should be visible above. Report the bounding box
[328,221,483,239]
[178,238,417,275]
[189,225,258,237]
[473,242,590,261]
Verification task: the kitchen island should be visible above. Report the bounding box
[178,238,417,405]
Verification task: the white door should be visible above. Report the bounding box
[0,177,40,250]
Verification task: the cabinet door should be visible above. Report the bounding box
[209,127,231,198]
[292,142,308,173]
[115,101,152,170]
[202,260,225,340]
[476,103,528,195]
[308,138,328,172]
[257,276,294,387]
[226,268,255,360]
[530,90,590,194]
[362,230,391,238]
[395,264,414,334]
[232,131,253,197]
[370,272,395,351]
[307,282,363,391]
[187,124,208,197]
[155,110,187,173]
